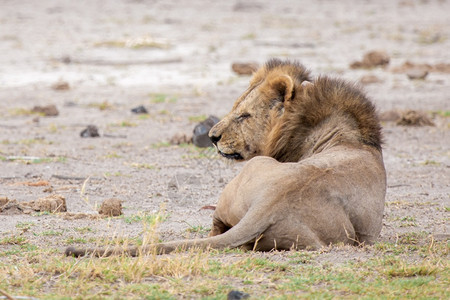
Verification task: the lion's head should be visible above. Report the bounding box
[209,59,311,161]
[210,59,383,162]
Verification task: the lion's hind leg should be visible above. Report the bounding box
[208,217,231,237]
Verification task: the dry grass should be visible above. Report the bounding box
[0,215,448,299]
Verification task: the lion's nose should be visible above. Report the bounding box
[210,133,221,146]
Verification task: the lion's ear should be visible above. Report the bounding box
[269,75,294,102]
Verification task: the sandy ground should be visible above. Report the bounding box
[0,0,449,261]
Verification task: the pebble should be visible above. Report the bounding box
[80,125,100,138]
[227,290,250,300]
[131,105,148,114]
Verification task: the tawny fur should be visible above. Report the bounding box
[65,59,386,257]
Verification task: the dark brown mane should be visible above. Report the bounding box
[309,77,383,149]
[264,72,383,162]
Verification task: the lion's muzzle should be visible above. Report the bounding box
[218,151,243,160]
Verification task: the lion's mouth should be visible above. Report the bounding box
[218,151,244,160]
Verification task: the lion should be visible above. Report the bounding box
[66,59,386,257]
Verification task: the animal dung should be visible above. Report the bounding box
[379,110,435,126]
[1,194,69,214]
[0,198,22,215]
[80,125,100,138]
[359,74,383,85]
[231,62,259,75]
[350,50,390,69]
[192,115,220,147]
[396,110,435,126]
[25,194,67,213]
[51,81,70,91]
[98,198,123,217]
[31,105,59,116]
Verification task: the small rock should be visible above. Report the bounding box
[131,105,148,114]
[98,198,122,217]
[51,81,70,91]
[61,56,72,64]
[360,74,383,85]
[232,62,259,75]
[193,115,220,148]
[396,110,435,126]
[80,125,100,138]
[350,51,390,69]
[31,105,59,116]
[227,290,250,300]
[406,69,428,80]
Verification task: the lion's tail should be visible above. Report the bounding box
[65,208,272,257]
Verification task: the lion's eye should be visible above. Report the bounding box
[237,113,251,121]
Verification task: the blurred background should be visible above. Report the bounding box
[1,0,449,100]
